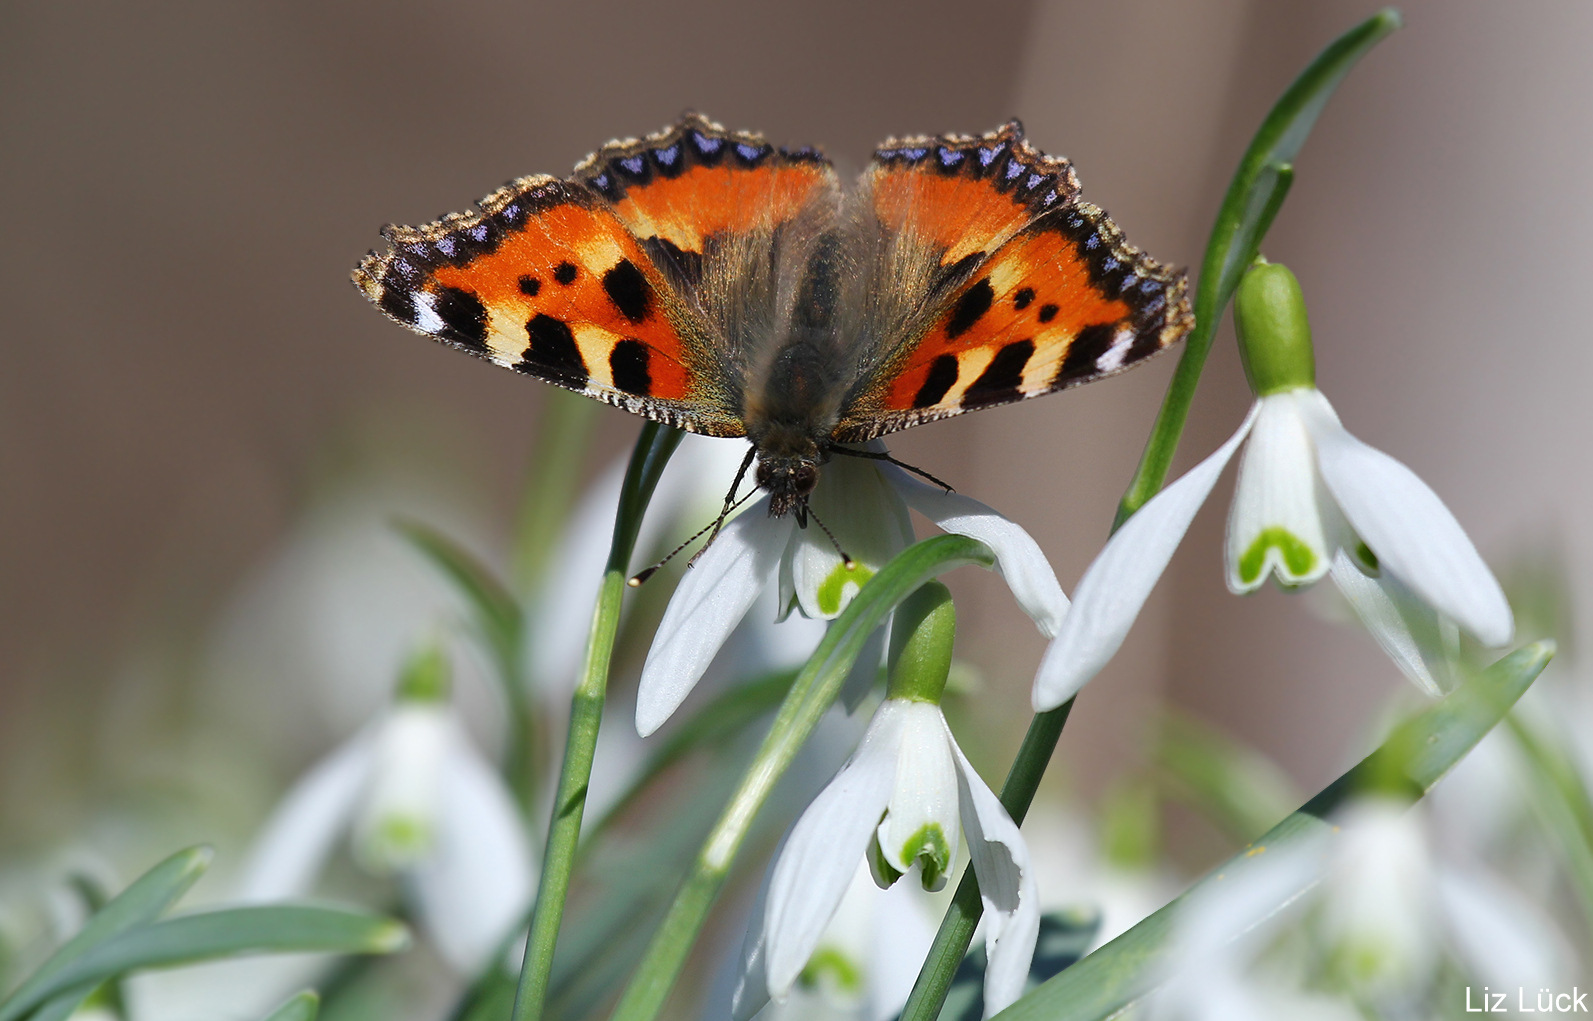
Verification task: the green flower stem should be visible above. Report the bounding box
[511,423,683,1021]
[898,698,1075,1021]
[904,13,1404,1019]
[1115,7,1401,528]
[609,534,998,1021]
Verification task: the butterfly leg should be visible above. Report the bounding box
[827,446,956,494]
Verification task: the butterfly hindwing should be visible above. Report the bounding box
[833,128,1191,441]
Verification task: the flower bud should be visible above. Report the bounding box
[885,582,956,704]
[1234,261,1316,396]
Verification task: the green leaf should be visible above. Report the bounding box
[1155,711,1299,843]
[394,518,522,669]
[993,641,1554,1021]
[0,846,211,1021]
[1116,8,1402,523]
[1,906,407,1021]
[1504,713,1593,933]
[584,668,797,841]
[260,990,321,1021]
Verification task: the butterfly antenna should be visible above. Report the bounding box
[628,448,759,587]
[828,446,955,493]
[799,501,857,571]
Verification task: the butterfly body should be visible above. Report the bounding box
[354,115,1193,517]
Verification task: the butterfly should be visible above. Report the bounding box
[353,113,1192,519]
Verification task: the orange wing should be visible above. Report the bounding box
[353,115,840,437]
[834,126,1191,440]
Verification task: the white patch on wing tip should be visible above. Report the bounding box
[412,290,445,335]
[1092,327,1135,373]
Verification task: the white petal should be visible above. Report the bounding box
[352,704,451,873]
[1436,863,1575,989]
[1301,390,1513,647]
[788,456,914,620]
[1329,551,1455,696]
[1320,798,1437,993]
[763,702,908,997]
[877,703,962,885]
[948,731,1038,1017]
[1225,392,1335,592]
[408,735,536,974]
[635,499,789,737]
[885,466,1068,638]
[1032,406,1258,710]
[235,731,371,901]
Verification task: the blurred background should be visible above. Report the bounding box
[1,0,1589,1015]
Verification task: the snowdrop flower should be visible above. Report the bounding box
[638,443,1068,735]
[236,645,534,974]
[1035,262,1513,708]
[734,585,1038,1020]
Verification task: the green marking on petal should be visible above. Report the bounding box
[866,830,902,890]
[1355,540,1379,573]
[1237,526,1319,585]
[816,561,874,616]
[800,948,865,994]
[899,823,952,892]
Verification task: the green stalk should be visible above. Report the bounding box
[1115,8,1401,527]
[609,534,998,1021]
[902,12,1404,1019]
[511,423,683,1021]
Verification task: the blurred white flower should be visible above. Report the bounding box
[638,446,1067,736]
[236,650,533,975]
[733,699,1037,1020]
[1033,386,1513,709]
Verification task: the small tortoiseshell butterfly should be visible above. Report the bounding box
[354,114,1193,518]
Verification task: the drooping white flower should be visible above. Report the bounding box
[236,652,534,975]
[733,699,1038,1020]
[638,446,1067,736]
[1033,264,1512,709]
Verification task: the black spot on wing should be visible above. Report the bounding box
[930,251,986,299]
[379,284,418,325]
[945,278,995,339]
[1038,304,1059,323]
[519,314,588,380]
[1057,323,1118,382]
[602,259,652,322]
[518,275,540,296]
[609,338,652,395]
[433,286,488,349]
[964,340,1034,407]
[554,261,578,285]
[1013,287,1035,310]
[913,355,960,409]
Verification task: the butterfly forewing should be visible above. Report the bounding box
[832,126,1191,441]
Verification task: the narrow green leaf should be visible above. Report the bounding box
[0,846,211,1020]
[260,990,321,1021]
[2,907,407,1021]
[994,641,1554,1021]
[24,985,97,1021]
[394,518,522,666]
[584,668,798,842]
[1155,711,1299,843]
[1505,713,1593,931]
[1116,9,1401,523]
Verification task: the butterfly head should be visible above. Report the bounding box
[752,429,822,519]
